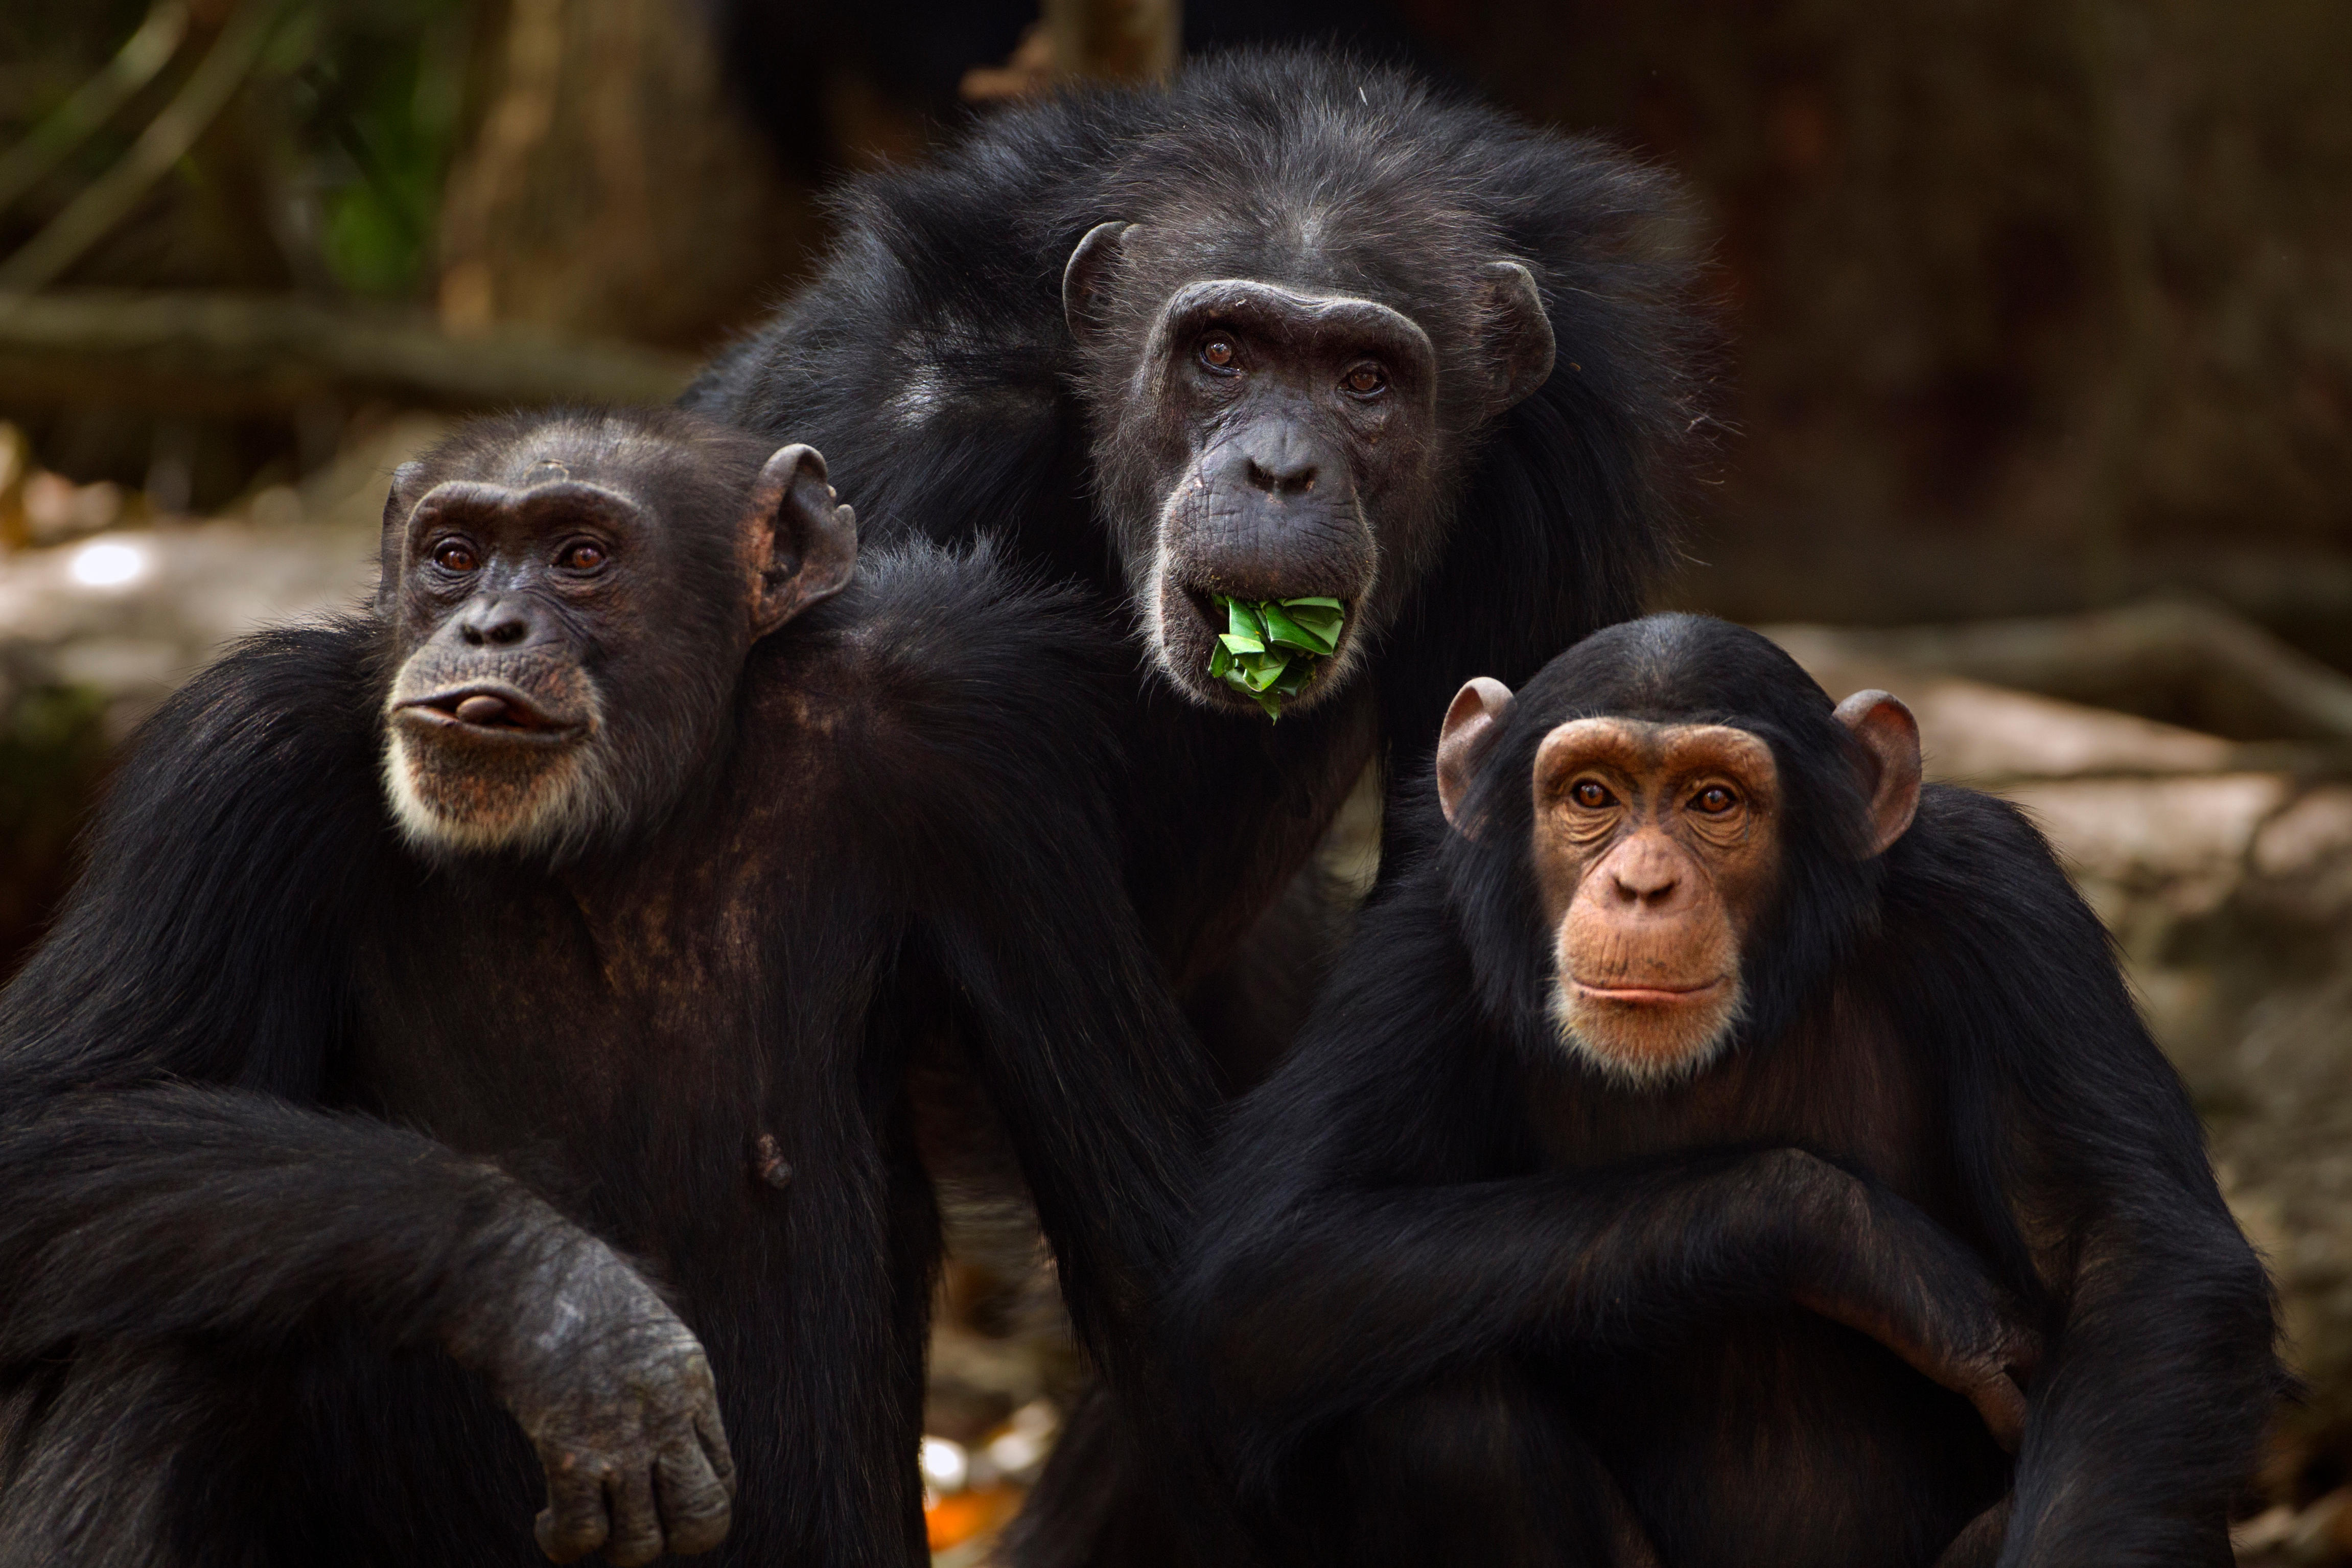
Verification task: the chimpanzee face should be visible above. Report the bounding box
[1436,670,1921,1086]
[1065,222,1555,717]
[1521,717,1784,1082]
[377,418,855,863]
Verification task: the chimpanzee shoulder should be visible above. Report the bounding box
[1872,783,2221,1175]
[741,539,1123,803]
[0,620,392,1100]
[1872,784,2149,1054]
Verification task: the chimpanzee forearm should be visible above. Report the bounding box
[1996,1210,2275,1568]
[0,1081,737,1562]
[0,1083,617,1365]
[1187,1146,2028,1471]
[875,602,1220,1382]
[931,867,1218,1383]
[1890,800,2282,1566]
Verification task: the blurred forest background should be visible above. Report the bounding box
[3,0,2351,1560]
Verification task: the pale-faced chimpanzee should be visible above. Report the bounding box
[0,408,1214,1565]
[1178,615,2280,1568]
[686,50,1705,1068]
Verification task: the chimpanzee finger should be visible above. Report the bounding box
[1968,1369,2031,1454]
[600,1462,666,1568]
[2002,1323,2046,1385]
[694,1401,738,1498]
[532,1459,612,1564]
[1931,1496,2013,1568]
[655,1431,735,1556]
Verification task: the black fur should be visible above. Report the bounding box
[1178,615,2281,1568]
[0,413,1212,1566]
[688,48,1708,1020]
[689,55,1707,1561]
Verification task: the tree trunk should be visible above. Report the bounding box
[434,0,822,352]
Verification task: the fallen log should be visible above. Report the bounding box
[0,289,696,416]
[1763,597,2352,743]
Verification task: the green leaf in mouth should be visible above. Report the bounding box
[1208,594,1349,720]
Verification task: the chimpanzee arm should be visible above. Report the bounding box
[0,1086,736,1558]
[844,547,1217,1384]
[1178,876,2035,1489]
[0,630,553,1347]
[1890,791,2278,1568]
[0,627,734,1559]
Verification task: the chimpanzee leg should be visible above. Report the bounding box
[1319,1364,1658,1568]
[0,1342,285,1565]
[996,1388,1197,1568]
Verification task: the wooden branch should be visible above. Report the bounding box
[0,289,696,415]
[1769,598,2352,742]
[0,0,275,291]
[0,1,189,220]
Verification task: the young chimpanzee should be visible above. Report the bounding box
[0,409,1210,1566]
[1178,615,2279,1568]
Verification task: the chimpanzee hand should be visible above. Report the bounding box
[1891,1296,2040,1455]
[461,1234,737,1565]
[1766,1150,2043,1452]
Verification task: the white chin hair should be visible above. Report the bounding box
[1547,981,1743,1089]
[381,730,616,862]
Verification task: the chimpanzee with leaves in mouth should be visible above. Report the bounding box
[687,49,1705,1070]
[1178,615,2280,1568]
[0,408,1212,1566]
[686,50,1707,1561]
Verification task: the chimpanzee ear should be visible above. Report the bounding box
[1436,676,1517,836]
[743,444,858,640]
[1477,261,1557,415]
[375,460,427,612]
[1063,221,1135,346]
[1833,689,1922,856]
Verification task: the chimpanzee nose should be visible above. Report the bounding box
[1215,430,1322,499]
[456,596,534,648]
[1607,840,1685,910]
[1245,453,1317,498]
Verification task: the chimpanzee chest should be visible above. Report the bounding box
[338,784,879,1260]
[1526,986,1950,1205]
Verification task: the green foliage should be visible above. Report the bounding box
[1207,594,1345,720]
[295,0,467,297]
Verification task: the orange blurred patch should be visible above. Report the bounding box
[926,1484,1023,1551]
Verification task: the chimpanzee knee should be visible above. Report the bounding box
[1307,1366,1651,1568]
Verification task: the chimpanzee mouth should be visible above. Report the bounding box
[1179,587,1354,719]
[1571,977,1732,1007]
[394,683,584,742]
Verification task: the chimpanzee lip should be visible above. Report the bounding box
[1571,977,1731,1005]
[393,682,584,741]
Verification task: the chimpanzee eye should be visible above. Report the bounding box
[1198,334,1239,372]
[1692,785,1738,814]
[557,540,608,572]
[1570,779,1614,809]
[1340,362,1388,397]
[432,540,479,573]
